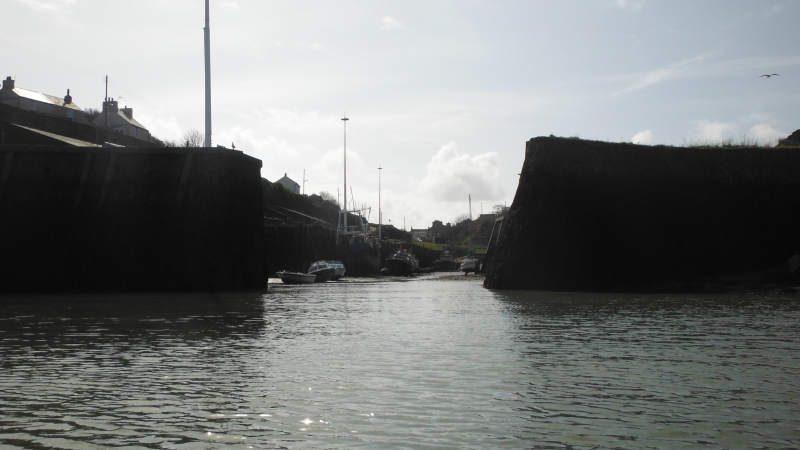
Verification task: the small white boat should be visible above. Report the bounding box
[276,271,317,284]
[325,260,346,280]
[460,257,480,275]
[308,261,336,282]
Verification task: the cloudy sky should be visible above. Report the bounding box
[3,0,798,229]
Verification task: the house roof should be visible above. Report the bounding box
[116,109,146,130]
[94,106,148,131]
[9,123,100,147]
[10,87,82,110]
[277,174,300,187]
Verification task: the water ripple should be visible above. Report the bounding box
[1,278,799,448]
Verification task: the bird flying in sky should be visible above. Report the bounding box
[760,74,779,78]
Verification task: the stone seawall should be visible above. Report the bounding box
[483,137,800,291]
[0,145,266,293]
[1,103,159,147]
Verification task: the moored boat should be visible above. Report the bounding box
[277,271,317,284]
[325,260,346,280]
[432,250,459,272]
[308,261,336,283]
[459,256,480,275]
[335,117,382,277]
[385,249,420,276]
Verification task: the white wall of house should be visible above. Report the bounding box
[276,174,301,194]
[92,99,150,141]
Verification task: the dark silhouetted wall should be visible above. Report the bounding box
[0,145,265,293]
[484,137,800,291]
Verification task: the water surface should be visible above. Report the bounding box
[1,274,798,449]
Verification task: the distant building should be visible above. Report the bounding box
[276,173,301,194]
[92,98,150,142]
[411,228,428,242]
[0,76,85,122]
[428,220,452,244]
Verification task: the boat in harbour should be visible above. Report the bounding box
[459,255,480,275]
[460,195,480,275]
[432,250,459,272]
[325,260,346,280]
[308,261,336,282]
[335,116,381,276]
[336,209,381,277]
[385,248,420,276]
[276,271,317,284]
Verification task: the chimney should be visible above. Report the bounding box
[121,106,133,119]
[103,98,119,114]
[64,89,72,105]
[2,76,14,90]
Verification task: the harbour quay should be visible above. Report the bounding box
[0,145,267,293]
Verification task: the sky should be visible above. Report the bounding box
[3,0,799,229]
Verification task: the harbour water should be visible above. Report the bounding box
[1,273,799,449]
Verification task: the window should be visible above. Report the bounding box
[67,110,75,119]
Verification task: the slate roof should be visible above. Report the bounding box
[116,109,146,129]
[9,87,82,110]
[10,123,100,147]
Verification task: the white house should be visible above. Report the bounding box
[276,173,301,194]
[92,98,151,142]
[0,76,85,122]
[411,228,429,242]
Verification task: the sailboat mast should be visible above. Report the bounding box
[342,114,349,230]
[468,194,473,243]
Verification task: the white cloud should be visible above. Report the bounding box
[748,124,786,146]
[13,0,76,12]
[215,126,318,178]
[615,54,710,95]
[250,108,339,134]
[696,120,737,143]
[135,112,183,143]
[311,147,365,186]
[273,41,327,52]
[614,0,643,11]
[381,16,404,30]
[692,120,787,146]
[766,4,783,16]
[631,130,653,145]
[417,142,503,202]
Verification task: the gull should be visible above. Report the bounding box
[760,74,779,78]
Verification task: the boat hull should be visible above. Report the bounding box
[432,260,459,272]
[338,244,381,277]
[325,261,347,281]
[277,271,317,284]
[385,259,415,276]
[460,259,480,274]
[385,251,420,276]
